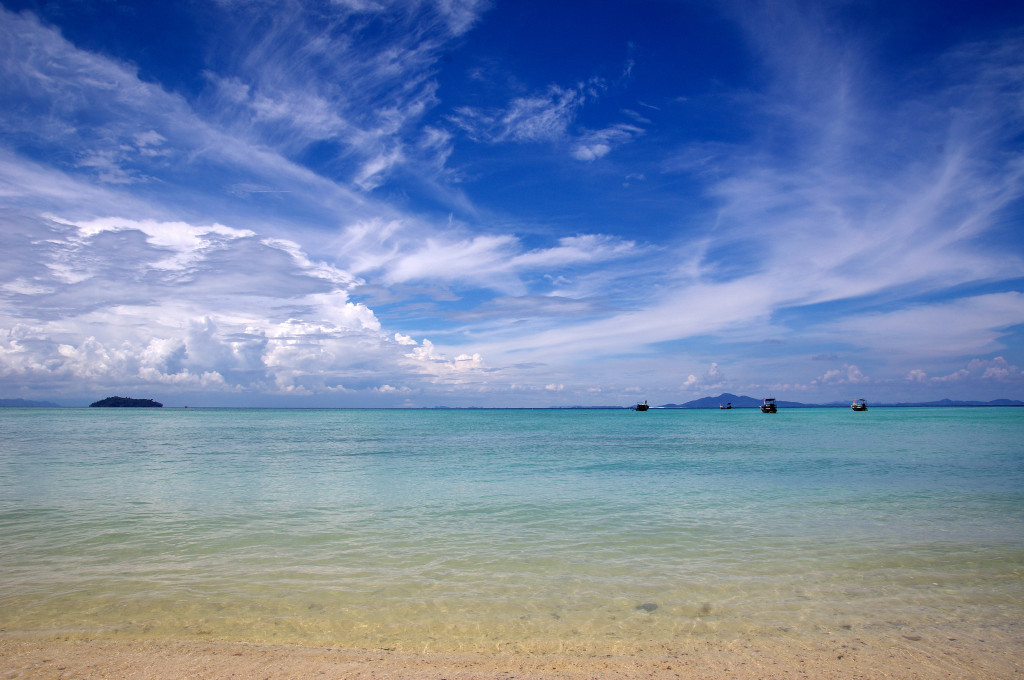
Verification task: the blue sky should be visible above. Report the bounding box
[1,0,1022,407]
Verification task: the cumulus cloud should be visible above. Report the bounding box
[51,216,256,274]
[930,357,1023,384]
[815,364,868,385]
[681,362,725,391]
[0,213,426,399]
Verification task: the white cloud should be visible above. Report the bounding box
[572,144,611,161]
[0,212,423,398]
[571,124,644,162]
[450,80,646,161]
[812,293,1024,359]
[375,383,412,393]
[680,362,725,391]
[188,0,479,190]
[338,220,638,294]
[816,364,868,385]
[52,216,256,273]
[403,338,487,378]
[450,84,585,143]
[931,356,1023,384]
[976,356,1020,380]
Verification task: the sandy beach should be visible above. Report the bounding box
[3,632,1021,679]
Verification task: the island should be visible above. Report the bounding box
[0,398,61,408]
[89,396,163,408]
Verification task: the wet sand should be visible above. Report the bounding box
[2,633,1021,679]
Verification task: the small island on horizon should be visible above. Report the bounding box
[89,396,163,408]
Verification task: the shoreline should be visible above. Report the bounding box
[3,632,1022,679]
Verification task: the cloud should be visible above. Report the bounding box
[449,78,644,160]
[811,293,1024,360]
[681,362,725,391]
[929,357,1023,384]
[450,84,585,143]
[403,338,487,380]
[193,0,482,188]
[571,124,645,161]
[0,212,428,398]
[51,216,256,274]
[0,2,480,200]
[815,364,868,385]
[338,220,639,295]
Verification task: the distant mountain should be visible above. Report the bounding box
[0,398,61,408]
[886,398,1024,407]
[663,393,811,408]
[661,393,1024,409]
[89,396,163,408]
[662,393,762,408]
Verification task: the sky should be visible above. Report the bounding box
[1,0,1023,407]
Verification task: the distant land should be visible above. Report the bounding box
[89,396,163,408]
[1,394,1022,409]
[660,393,1024,409]
[0,398,61,408]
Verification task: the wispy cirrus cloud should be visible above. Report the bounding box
[197,0,488,189]
[448,77,645,159]
[449,83,587,143]
[337,220,639,295]
[810,293,1024,361]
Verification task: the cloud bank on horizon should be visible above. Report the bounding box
[1,0,1022,406]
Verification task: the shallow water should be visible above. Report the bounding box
[1,407,1021,652]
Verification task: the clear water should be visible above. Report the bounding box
[1,407,1022,652]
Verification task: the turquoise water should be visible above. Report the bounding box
[1,407,1022,652]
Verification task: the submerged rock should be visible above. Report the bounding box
[636,603,658,612]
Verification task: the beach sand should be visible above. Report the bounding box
[3,633,1021,679]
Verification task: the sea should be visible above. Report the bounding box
[1,406,1022,654]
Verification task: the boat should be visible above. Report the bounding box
[634,401,649,411]
[760,397,777,413]
[719,402,732,409]
[851,398,868,411]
